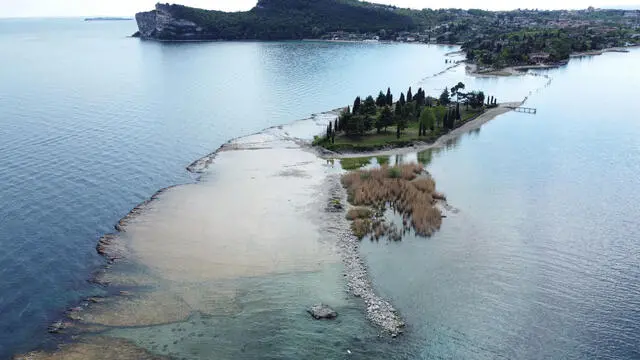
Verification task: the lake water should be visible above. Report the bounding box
[1,18,639,360]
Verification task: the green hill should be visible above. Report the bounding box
[135,1,416,40]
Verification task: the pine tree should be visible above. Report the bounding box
[386,87,393,106]
[407,87,413,103]
[456,102,461,121]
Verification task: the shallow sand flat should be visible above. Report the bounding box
[125,147,339,283]
[14,337,169,360]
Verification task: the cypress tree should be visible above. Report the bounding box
[334,119,338,133]
[376,91,386,107]
[407,87,413,103]
[399,93,406,107]
[386,87,393,106]
[353,97,361,114]
[456,102,461,121]
[396,122,401,139]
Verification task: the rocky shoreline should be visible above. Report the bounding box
[324,175,406,336]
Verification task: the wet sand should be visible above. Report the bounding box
[19,113,394,359]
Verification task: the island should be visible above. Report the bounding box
[313,83,502,153]
[133,2,639,70]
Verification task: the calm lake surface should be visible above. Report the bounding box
[1,18,639,359]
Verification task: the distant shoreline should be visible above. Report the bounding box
[467,45,640,77]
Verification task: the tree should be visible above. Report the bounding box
[353,96,362,114]
[403,101,416,119]
[451,82,465,102]
[456,102,461,121]
[414,88,425,106]
[420,107,436,134]
[468,91,485,108]
[407,87,413,102]
[334,119,338,133]
[394,102,402,118]
[439,88,450,105]
[376,91,387,107]
[327,122,332,138]
[377,106,393,132]
[345,114,365,137]
[338,107,350,132]
[363,95,377,115]
[363,115,374,133]
[386,87,393,106]
[399,92,406,107]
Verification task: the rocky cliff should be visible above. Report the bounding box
[134,3,204,40]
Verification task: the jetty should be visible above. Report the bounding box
[507,106,537,114]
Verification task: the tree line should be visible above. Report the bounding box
[324,83,498,142]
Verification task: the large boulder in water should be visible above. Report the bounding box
[308,304,338,320]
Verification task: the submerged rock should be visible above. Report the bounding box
[308,304,338,320]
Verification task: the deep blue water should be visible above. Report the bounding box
[0,18,459,357]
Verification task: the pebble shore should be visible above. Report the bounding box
[327,175,405,337]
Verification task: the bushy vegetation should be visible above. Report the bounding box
[464,27,637,67]
[341,163,444,238]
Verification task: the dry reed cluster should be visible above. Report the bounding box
[342,163,444,238]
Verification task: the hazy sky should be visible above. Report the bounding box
[1,0,638,18]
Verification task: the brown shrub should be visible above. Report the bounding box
[351,219,372,239]
[346,207,373,220]
[341,163,443,238]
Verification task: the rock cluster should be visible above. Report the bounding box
[307,304,338,320]
[336,228,405,337]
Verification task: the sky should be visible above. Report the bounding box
[1,0,638,18]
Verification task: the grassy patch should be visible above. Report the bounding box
[339,157,374,170]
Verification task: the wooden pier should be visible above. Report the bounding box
[507,106,537,114]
